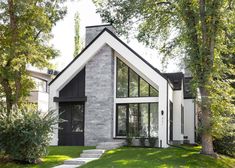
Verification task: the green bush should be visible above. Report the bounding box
[148,137,157,147]
[139,136,145,147]
[0,106,60,163]
[213,135,235,157]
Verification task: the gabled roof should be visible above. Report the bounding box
[49,28,166,86]
[163,72,184,90]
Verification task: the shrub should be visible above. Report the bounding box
[139,136,145,147]
[148,137,157,147]
[126,134,133,146]
[0,106,60,163]
[213,136,235,157]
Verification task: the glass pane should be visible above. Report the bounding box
[129,69,138,97]
[117,59,128,97]
[71,104,84,132]
[150,103,158,137]
[150,86,159,97]
[117,105,127,136]
[139,104,149,137]
[140,78,149,97]
[129,104,139,136]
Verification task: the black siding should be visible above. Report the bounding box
[59,68,85,98]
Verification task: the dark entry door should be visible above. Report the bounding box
[59,102,84,146]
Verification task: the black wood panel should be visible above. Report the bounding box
[59,68,85,98]
[58,102,84,146]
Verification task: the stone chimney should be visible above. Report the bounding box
[85,24,116,46]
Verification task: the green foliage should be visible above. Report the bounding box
[213,135,235,157]
[0,106,60,163]
[139,136,145,147]
[126,134,133,146]
[148,137,157,147]
[0,0,67,112]
[74,12,83,57]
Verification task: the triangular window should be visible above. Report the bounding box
[116,58,158,98]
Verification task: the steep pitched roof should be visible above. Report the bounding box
[49,28,166,86]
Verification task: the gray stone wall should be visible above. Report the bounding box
[84,41,114,146]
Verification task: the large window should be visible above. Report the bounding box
[116,103,158,137]
[116,58,158,98]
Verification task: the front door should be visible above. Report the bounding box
[58,102,84,146]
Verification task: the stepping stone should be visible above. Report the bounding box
[96,141,125,150]
[64,157,98,165]
[80,153,102,158]
[82,149,105,154]
[53,164,80,168]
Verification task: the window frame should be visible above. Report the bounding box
[116,103,158,138]
[116,58,159,98]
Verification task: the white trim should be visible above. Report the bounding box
[115,97,159,104]
[113,56,117,138]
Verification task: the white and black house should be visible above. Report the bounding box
[49,24,196,147]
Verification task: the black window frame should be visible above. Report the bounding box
[116,103,158,138]
[116,58,159,98]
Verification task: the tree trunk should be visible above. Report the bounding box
[199,86,215,156]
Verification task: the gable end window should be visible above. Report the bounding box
[116,58,158,98]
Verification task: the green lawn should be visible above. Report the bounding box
[0,146,94,168]
[81,146,235,168]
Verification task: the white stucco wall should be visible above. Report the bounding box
[184,99,195,143]
[167,83,173,143]
[37,92,49,113]
[173,90,184,141]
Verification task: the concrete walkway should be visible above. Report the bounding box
[53,149,105,168]
[53,141,125,168]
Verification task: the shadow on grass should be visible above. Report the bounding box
[81,146,235,168]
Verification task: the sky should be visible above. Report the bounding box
[50,0,180,72]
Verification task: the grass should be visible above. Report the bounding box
[81,146,235,168]
[0,146,94,168]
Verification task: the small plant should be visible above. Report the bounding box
[149,137,157,147]
[139,136,146,147]
[126,134,133,146]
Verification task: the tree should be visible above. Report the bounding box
[74,12,82,57]
[93,0,235,156]
[0,0,67,114]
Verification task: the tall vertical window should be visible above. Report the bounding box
[117,105,127,136]
[117,59,128,97]
[129,104,139,136]
[139,104,149,137]
[116,58,158,98]
[150,103,158,137]
[129,69,138,97]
